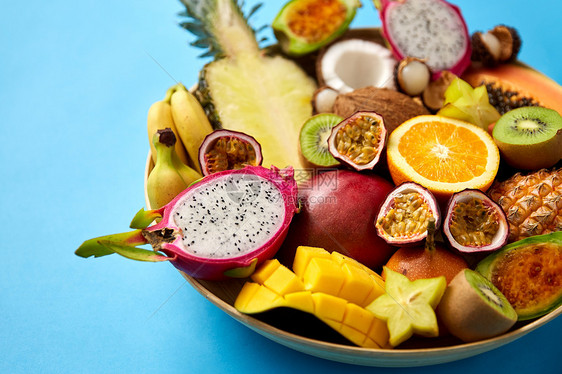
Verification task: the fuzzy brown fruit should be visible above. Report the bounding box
[278,170,396,270]
[437,269,517,342]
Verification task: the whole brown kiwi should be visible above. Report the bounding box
[437,269,517,342]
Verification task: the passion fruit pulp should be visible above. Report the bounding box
[198,130,263,176]
[443,189,509,253]
[375,182,441,246]
[327,111,387,171]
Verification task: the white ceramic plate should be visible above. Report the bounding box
[144,153,562,367]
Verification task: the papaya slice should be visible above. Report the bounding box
[461,63,562,116]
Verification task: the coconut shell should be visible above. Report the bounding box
[332,87,429,134]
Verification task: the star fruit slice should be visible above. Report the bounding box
[437,77,501,130]
[366,267,447,347]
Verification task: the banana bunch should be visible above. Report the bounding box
[169,83,214,173]
[146,83,214,208]
[147,86,190,166]
[147,83,214,170]
[147,128,202,209]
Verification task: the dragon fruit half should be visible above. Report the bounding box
[76,166,299,280]
[378,0,472,78]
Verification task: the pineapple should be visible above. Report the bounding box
[179,0,317,171]
[488,168,562,242]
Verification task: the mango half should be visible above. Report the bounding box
[234,246,390,348]
[476,232,562,320]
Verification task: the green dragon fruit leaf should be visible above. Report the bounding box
[130,208,163,229]
[75,229,170,263]
[97,241,171,263]
[75,230,147,258]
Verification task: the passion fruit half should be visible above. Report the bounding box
[375,182,441,246]
[327,111,387,171]
[198,130,263,176]
[443,189,509,253]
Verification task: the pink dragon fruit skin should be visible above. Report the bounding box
[76,166,299,281]
[378,0,472,79]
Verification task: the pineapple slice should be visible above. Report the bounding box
[203,54,316,170]
[180,0,317,171]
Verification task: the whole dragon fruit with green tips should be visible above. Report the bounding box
[76,166,299,280]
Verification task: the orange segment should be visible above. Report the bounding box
[387,115,499,201]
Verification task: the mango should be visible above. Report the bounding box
[234,246,391,348]
[294,246,386,307]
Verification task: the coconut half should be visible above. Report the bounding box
[317,38,397,93]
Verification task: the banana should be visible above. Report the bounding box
[147,86,190,166]
[170,83,214,174]
[147,128,202,209]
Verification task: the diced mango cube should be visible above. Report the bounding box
[234,282,261,311]
[330,251,374,275]
[312,293,347,322]
[367,317,391,348]
[262,264,305,296]
[302,257,345,294]
[362,336,382,349]
[342,303,375,336]
[338,323,368,348]
[251,259,281,284]
[321,319,343,335]
[234,283,285,314]
[284,291,315,314]
[363,275,387,306]
[292,246,331,278]
[338,263,377,307]
[330,250,355,266]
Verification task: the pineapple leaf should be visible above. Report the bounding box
[179,22,207,37]
[178,0,268,59]
[247,3,263,20]
[199,50,217,59]
[190,38,214,49]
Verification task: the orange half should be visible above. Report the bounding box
[387,115,500,201]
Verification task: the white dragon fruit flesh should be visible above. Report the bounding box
[379,0,471,78]
[76,166,299,280]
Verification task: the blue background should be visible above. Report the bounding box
[2,1,561,373]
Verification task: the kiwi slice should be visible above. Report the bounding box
[299,113,342,167]
[437,269,517,343]
[492,106,562,170]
